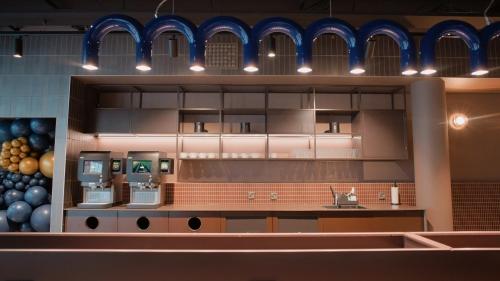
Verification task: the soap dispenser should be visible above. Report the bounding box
[391,180,400,205]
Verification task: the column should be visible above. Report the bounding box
[411,78,453,231]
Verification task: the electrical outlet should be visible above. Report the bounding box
[247,191,256,200]
[270,192,278,200]
[378,192,386,200]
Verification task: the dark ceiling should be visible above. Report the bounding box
[0,0,497,15]
[0,0,498,30]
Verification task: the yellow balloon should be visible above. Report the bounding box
[39,151,54,178]
[17,137,28,144]
[10,156,20,163]
[8,163,19,173]
[1,159,10,167]
[19,157,39,175]
[1,150,11,159]
[2,141,11,150]
[10,139,21,148]
[20,144,31,153]
[10,148,20,156]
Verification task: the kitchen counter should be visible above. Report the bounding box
[66,204,423,212]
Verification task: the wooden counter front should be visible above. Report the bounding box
[65,205,425,233]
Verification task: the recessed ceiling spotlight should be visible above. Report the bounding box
[244,65,259,72]
[190,64,205,72]
[297,66,312,73]
[82,64,98,70]
[402,69,418,76]
[136,64,152,71]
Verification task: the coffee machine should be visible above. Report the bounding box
[77,151,124,209]
[126,151,174,209]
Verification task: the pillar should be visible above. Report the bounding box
[411,78,453,231]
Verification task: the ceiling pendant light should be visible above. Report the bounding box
[267,35,276,58]
[168,34,178,58]
[13,36,23,58]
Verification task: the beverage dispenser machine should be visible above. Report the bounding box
[126,151,174,209]
[77,151,124,208]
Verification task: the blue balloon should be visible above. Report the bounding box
[22,175,31,184]
[14,181,25,191]
[0,120,13,143]
[30,204,51,232]
[24,186,48,207]
[4,189,24,206]
[30,118,55,135]
[34,172,44,179]
[20,222,33,232]
[38,178,48,187]
[3,180,14,189]
[29,134,50,152]
[7,201,33,223]
[11,173,22,183]
[10,118,32,138]
[0,185,5,194]
[0,194,4,206]
[29,178,39,186]
[0,211,14,232]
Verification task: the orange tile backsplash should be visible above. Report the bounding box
[164,183,416,206]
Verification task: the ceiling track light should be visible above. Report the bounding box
[168,34,178,58]
[13,36,23,58]
[267,35,276,58]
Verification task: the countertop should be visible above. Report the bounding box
[66,204,424,212]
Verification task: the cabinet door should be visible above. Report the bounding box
[94,108,131,133]
[223,215,272,233]
[65,210,118,232]
[274,215,319,233]
[130,109,178,134]
[354,111,408,159]
[168,212,221,233]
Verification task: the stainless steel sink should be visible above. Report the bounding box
[323,205,367,209]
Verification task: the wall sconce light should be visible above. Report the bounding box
[13,36,23,58]
[450,113,469,130]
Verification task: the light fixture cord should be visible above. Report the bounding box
[484,0,495,25]
[154,0,168,18]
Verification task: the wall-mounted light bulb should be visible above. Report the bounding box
[136,64,152,71]
[420,68,437,75]
[402,69,418,76]
[450,113,468,130]
[471,69,489,76]
[13,36,23,58]
[190,64,205,72]
[297,66,312,73]
[350,67,365,75]
[244,65,259,72]
[82,64,98,70]
[267,35,276,58]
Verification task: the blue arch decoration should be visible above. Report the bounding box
[420,20,486,75]
[358,20,417,75]
[82,14,145,70]
[480,22,500,71]
[196,16,255,71]
[304,18,362,73]
[252,17,307,72]
[142,15,198,69]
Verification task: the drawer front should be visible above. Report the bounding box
[117,211,169,233]
[168,212,221,233]
[65,210,118,232]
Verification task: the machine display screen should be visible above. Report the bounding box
[111,159,122,173]
[132,160,152,174]
[83,160,103,175]
[160,159,171,173]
